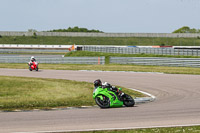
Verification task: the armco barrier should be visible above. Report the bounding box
[110,57,200,67]
[82,46,200,56]
[0,44,73,49]
[0,49,69,54]
[0,56,105,65]
[1,45,200,56]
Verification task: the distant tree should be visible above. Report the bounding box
[32,32,37,39]
[190,28,197,33]
[173,26,190,33]
[28,29,37,32]
[73,26,79,32]
[48,26,103,33]
[68,27,72,32]
[173,26,200,33]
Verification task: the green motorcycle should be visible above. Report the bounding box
[93,86,135,108]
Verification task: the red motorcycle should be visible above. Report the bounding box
[28,61,39,71]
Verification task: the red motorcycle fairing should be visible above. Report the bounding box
[28,61,39,71]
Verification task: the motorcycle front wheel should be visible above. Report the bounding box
[95,95,110,108]
[123,94,135,107]
[29,66,32,71]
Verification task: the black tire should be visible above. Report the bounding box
[95,95,110,108]
[29,66,32,71]
[123,94,135,107]
[35,67,38,71]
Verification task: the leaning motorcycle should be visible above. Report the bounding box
[28,61,39,71]
[93,86,135,108]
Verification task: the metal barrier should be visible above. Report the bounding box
[110,57,200,67]
[0,56,105,65]
[0,49,68,54]
[82,46,200,56]
[0,44,73,49]
[1,45,200,56]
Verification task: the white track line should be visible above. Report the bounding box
[79,70,164,74]
[130,88,156,102]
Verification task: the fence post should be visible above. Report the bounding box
[182,49,184,56]
[98,57,100,65]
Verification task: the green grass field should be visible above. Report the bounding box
[0,36,200,46]
[0,76,143,111]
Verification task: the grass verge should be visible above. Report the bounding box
[0,76,144,111]
[1,63,200,75]
[72,125,200,133]
[0,36,200,46]
[66,51,200,58]
[65,51,200,64]
[1,49,200,75]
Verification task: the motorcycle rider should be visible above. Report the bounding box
[94,79,124,97]
[29,56,36,66]
[94,79,102,89]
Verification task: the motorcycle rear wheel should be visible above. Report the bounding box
[123,94,135,107]
[95,95,110,108]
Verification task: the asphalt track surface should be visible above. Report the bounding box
[0,68,200,133]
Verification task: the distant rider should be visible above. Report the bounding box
[29,56,36,65]
[93,79,124,97]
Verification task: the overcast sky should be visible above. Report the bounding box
[0,0,199,33]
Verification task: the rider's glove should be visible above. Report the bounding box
[120,92,125,97]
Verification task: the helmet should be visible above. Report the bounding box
[31,56,35,59]
[94,79,102,88]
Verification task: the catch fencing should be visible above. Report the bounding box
[0,56,105,65]
[82,46,200,56]
[110,57,200,67]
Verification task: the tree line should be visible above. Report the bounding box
[48,26,103,33]
[173,26,200,33]
[29,26,199,33]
